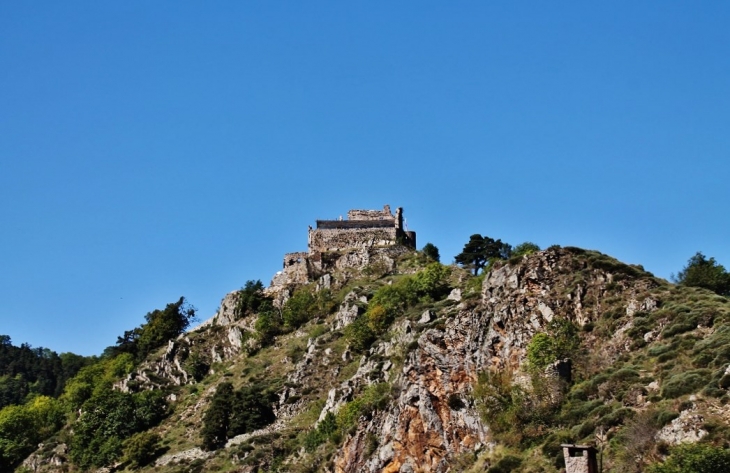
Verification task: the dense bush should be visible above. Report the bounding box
[0,396,65,470]
[648,443,730,473]
[421,243,440,262]
[69,388,167,469]
[235,280,267,318]
[336,383,391,433]
[201,382,276,451]
[674,252,730,296]
[487,455,523,473]
[661,369,712,398]
[526,319,580,370]
[123,431,162,468]
[346,263,451,351]
[112,297,197,360]
[512,242,541,258]
[283,289,318,329]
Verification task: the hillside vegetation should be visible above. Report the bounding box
[6,245,730,472]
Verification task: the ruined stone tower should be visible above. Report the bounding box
[269,205,416,289]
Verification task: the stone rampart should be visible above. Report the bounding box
[309,227,398,253]
[316,219,395,230]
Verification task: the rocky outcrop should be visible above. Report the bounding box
[332,248,660,472]
[115,290,257,393]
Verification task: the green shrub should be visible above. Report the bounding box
[421,243,440,262]
[336,383,391,432]
[283,289,318,329]
[235,280,267,318]
[345,315,376,353]
[648,443,730,472]
[512,242,540,258]
[526,319,580,370]
[487,454,522,473]
[183,350,210,381]
[69,389,167,468]
[663,315,698,338]
[255,308,281,346]
[661,369,712,399]
[0,396,65,471]
[201,381,276,451]
[123,431,162,468]
[303,411,338,452]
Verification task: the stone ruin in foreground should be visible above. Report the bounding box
[268,204,416,292]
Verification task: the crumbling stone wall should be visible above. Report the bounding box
[271,252,310,287]
[562,445,598,473]
[308,227,398,253]
[347,204,393,221]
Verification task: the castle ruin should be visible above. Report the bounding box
[270,205,416,289]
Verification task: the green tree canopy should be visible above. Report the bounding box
[421,243,440,262]
[111,297,197,360]
[455,234,512,275]
[674,252,730,296]
[512,242,540,258]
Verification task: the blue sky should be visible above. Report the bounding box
[1,2,728,356]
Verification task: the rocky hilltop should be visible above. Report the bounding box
[20,211,730,472]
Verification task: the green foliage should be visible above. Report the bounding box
[421,242,440,262]
[235,280,267,318]
[526,319,580,370]
[661,369,712,399]
[112,297,197,360]
[69,388,167,469]
[648,443,730,473]
[61,352,136,411]
[283,289,318,329]
[344,315,377,353]
[123,431,162,468]
[512,242,540,258]
[346,263,451,351]
[255,306,281,346]
[526,333,554,370]
[201,381,276,451]
[183,349,210,381]
[412,262,451,301]
[455,234,512,275]
[336,383,391,433]
[487,454,523,473]
[474,370,564,446]
[201,383,234,451]
[303,411,338,452]
[674,252,730,296]
[0,396,65,470]
[0,335,93,409]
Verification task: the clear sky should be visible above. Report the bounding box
[1,2,728,356]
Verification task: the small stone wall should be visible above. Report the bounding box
[309,227,398,253]
[283,252,308,268]
[562,445,598,473]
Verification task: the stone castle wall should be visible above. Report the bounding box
[308,227,398,253]
[268,204,414,292]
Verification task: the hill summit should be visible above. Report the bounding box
[20,207,730,473]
